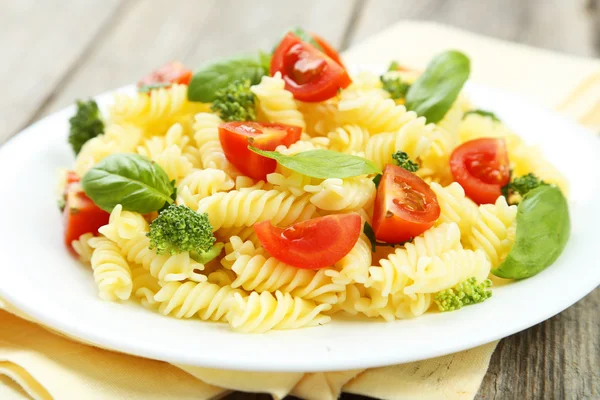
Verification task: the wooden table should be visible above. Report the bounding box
[1,1,598,398]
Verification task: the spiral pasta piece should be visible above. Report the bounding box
[368,223,462,296]
[466,196,518,267]
[228,251,344,304]
[193,112,239,175]
[296,98,339,136]
[338,93,418,134]
[328,125,371,154]
[131,266,161,310]
[251,72,306,131]
[176,168,235,210]
[228,291,332,333]
[89,236,133,301]
[72,233,95,264]
[430,182,479,239]
[328,234,372,285]
[197,189,316,231]
[154,281,242,321]
[304,176,376,212]
[364,118,432,169]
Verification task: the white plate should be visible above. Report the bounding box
[0,83,598,372]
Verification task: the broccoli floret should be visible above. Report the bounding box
[392,151,419,172]
[380,75,410,100]
[435,277,492,312]
[147,204,222,263]
[502,173,548,204]
[68,99,104,155]
[210,79,257,122]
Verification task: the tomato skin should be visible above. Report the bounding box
[372,165,440,243]
[219,121,302,180]
[311,33,344,67]
[254,214,361,269]
[271,33,351,102]
[138,61,192,87]
[449,138,511,204]
[63,183,110,254]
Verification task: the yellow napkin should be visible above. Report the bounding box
[1,21,598,400]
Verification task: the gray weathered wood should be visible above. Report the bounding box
[350,0,599,58]
[0,0,123,144]
[40,0,358,121]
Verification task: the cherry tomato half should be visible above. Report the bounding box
[64,181,110,254]
[219,121,302,180]
[449,138,511,204]
[311,33,345,68]
[138,61,193,87]
[372,164,441,243]
[271,33,351,102]
[254,214,362,269]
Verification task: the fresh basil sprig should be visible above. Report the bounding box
[249,147,381,179]
[492,185,570,279]
[405,50,470,123]
[188,53,270,102]
[81,154,175,213]
[464,109,501,122]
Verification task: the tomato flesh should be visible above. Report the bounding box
[138,61,192,87]
[219,121,302,181]
[311,33,345,68]
[63,181,110,254]
[450,138,510,204]
[372,165,440,243]
[254,214,361,269]
[271,33,351,102]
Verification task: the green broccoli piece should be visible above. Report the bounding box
[502,173,548,204]
[147,204,222,264]
[68,99,104,155]
[380,75,410,100]
[392,151,419,172]
[210,79,257,122]
[435,277,492,312]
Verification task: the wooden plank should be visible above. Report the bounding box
[477,288,600,400]
[41,0,358,118]
[350,0,599,58]
[0,0,123,143]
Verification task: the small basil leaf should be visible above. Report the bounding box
[138,83,171,93]
[372,174,382,188]
[492,186,570,279]
[464,109,501,122]
[188,54,268,102]
[249,147,381,179]
[363,222,377,252]
[81,154,175,213]
[405,50,470,123]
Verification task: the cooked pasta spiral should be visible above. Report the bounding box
[176,168,235,210]
[228,291,332,333]
[430,182,479,240]
[304,176,376,211]
[72,233,95,264]
[251,72,306,131]
[466,196,517,267]
[329,234,372,285]
[193,112,239,176]
[196,189,316,231]
[88,236,133,301]
[328,125,371,154]
[338,93,418,134]
[131,266,161,310]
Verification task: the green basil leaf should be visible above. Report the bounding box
[405,50,470,123]
[249,147,381,179]
[138,82,171,93]
[492,186,570,279]
[372,174,382,188]
[188,54,268,102]
[464,109,501,122]
[363,222,377,252]
[81,154,175,213]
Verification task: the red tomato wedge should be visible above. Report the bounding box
[219,121,302,180]
[63,181,110,254]
[311,33,344,68]
[271,33,351,102]
[449,138,511,204]
[138,61,192,87]
[372,165,441,243]
[254,214,362,269]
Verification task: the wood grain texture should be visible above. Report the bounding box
[350,0,599,58]
[0,0,123,144]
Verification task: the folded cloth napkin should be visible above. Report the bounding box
[1,21,598,400]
